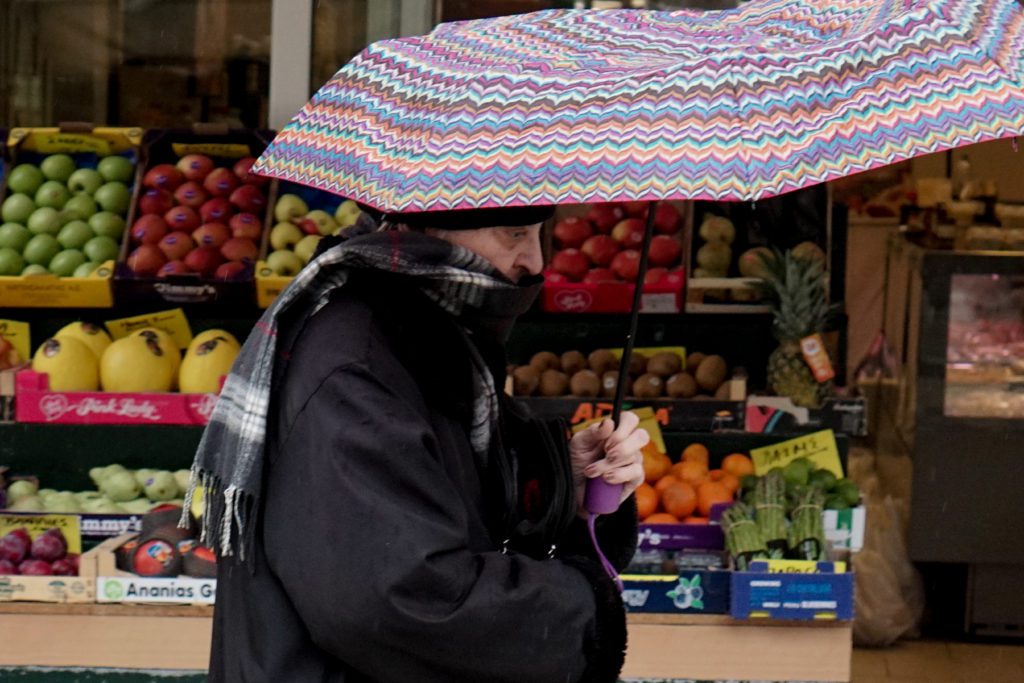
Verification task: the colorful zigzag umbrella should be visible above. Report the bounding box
[254,0,1024,212]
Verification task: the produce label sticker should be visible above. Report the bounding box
[800,333,835,383]
[28,133,112,156]
[105,308,193,350]
[749,429,843,478]
[0,513,82,554]
[0,319,31,363]
[172,142,251,159]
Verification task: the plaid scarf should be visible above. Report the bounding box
[183,229,540,561]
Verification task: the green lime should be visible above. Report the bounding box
[741,474,759,492]
[783,460,810,487]
[809,468,838,491]
[836,479,861,506]
[825,494,850,510]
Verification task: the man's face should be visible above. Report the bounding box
[426,224,545,283]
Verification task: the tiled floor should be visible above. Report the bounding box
[853,640,1024,682]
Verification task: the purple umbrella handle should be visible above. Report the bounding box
[584,476,625,591]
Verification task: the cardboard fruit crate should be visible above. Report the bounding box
[81,533,216,606]
[730,559,854,621]
[14,370,217,425]
[0,126,142,308]
[0,513,94,603]
[622,569,731,615]
[114,125,275,307]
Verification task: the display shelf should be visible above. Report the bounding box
[0,603,851,681]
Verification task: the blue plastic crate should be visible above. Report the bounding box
[730,560,854,621]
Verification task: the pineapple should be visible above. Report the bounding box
[754,248,836,408]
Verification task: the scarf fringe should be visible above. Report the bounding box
[179,467,254,562]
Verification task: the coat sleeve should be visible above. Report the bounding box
[262,363,626,683]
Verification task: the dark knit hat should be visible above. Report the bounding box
[383,204,556,230]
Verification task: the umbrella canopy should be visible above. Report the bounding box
[254,0,1024,212]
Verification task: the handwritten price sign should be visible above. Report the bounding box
[749,429,844,478]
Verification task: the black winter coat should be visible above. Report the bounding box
[209,272,637,682]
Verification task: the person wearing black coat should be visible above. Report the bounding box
[197,206,648,682]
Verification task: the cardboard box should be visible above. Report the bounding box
[622,569,730,614]
[0,126,141,308]
[81,534,216,606]
[730,560,854,621]
[114,126,275,307]
[0,513,94,603]
[14,370,217,425]
[824,505,866,553]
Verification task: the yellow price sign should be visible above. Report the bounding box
[171,143,251,159]
[0,320,31,363]
[105,308,193,350]
[762,559,846,574]
[749,429,843,479]
[30,133,112,156]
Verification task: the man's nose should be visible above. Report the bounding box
[516,234,545,276]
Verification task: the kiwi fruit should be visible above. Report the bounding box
[601,370,627,398]
[570,370,602,397]
[539,369,570,397]
[666,372,698,398]
[588,349,619,376]
[628,352,649,378]
[714,380,733,400]
[695,354,728,392]
[685,351,706,375]
[632,373,665,398]
[530,351,561,372]
[512,366,541,396]
[561,350,588,375]
[647,351,682,377]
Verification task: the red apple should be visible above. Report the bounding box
[229,184,267,215]
[611,218,646,249]
[296,218,320,236]
[551,248,590,282]
[18,559,53,576]
[158,260,191,277]
[611,249,641,281]
[581,235,621,266]
[584,203,626,234]
[183,247,225,277]
[648,234,682,267]
[143,164,184,191]
[233,156,267,185]
[199,198,233,224]
[164,206,201,232]
[176,154,215,181]
[203,168,240,198]
[158,231,195,261]
[583,267,618,283]
[552,217,593,249]
[50,558,76,576]
[131,539,180,577]
[173,181,208,209]
[128,244,168,277]
[220,237,258,262]
[214,261,247,280]
[644,267,669,285]
[666,267,685,286]
[131,215,169,245]
[138,188,174,216]
[653,203,681,234]
[192,222,231,249]
[621,201,649,218]
[229,212,262,240]
[544,271,568,284]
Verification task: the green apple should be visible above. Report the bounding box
[97,155,134,183]
[143,471,179,501]
[306,210,338,236]
[40,154,76,182]
[83,498,123,514]
[294,234,322,264]
[88,211,126,239]
[174,469,192,496]
[73,261,100,278]
[1,193,36,224]
[67,168,104,195]
[269,222,304,250]
[27,207,63,236]
[57,220,94,249]
[6,479,39,502]
[0,247,26,275]
[120,499,154,514]
[335,199,362,228]
[9,496,44,512]
[267,249,304,276]
[7,164,45,195]
[83,235,120,263]
[75,491,103,503]
[35,180,71,209]
[274,194,309,222]
[94,181,130,214]
[133,468,157,486]
[23,233,61,265]
[62,193,98,221]
[49,249,87,277]
[21,264,49,275]
[0,223,31,251]
[100,470,141,502]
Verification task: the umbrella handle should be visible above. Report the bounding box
[611,201,658,426]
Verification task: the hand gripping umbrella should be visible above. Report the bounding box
[254,0,1024,584]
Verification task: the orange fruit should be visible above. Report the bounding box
[635,483,659,519]
[661,481,698,519]
[681,443,710,466]
[643,450,672,483]
[683,516,709,525]
[644,512,681,524]
[672,460,709,487]
[708,469,741,495]
[654,474,680,493]
[722,453,754,478]
[697,481,733,517]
